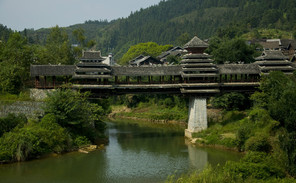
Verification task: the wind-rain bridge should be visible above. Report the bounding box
[30,37,296,138]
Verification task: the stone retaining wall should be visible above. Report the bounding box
[0,101,44,118]
[30,89,55,101]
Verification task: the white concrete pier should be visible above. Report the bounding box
[185,97,207,138]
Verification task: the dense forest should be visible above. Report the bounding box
[11,0,296,59]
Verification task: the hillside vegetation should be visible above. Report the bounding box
[14,0,296,59]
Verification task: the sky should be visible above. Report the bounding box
[0,0,161,31]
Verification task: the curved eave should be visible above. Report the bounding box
[181,88,220,94]
[181,73,218,78]
[181,63,215,67]
[182,54,211,59]
[181,59,214,63]
[182,67,218,72]
[72,74,112,79]
[75,68,112,73]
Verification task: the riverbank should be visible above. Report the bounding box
[0,89,108,164]
[166,108,296,182]
[109,103,296,182]
[108,104,223,126]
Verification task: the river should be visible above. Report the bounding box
[0,120,242,183]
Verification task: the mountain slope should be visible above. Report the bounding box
[94,0,296,58]
[7,0,296,59]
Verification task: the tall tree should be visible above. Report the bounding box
[120,42,172,65]
[72,28,86,47]
[207,37,256,64]
[39,26,74,65]
[0,32,34,93]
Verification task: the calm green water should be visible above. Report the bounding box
[0,121,242,183]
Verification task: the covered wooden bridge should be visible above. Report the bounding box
[30,36,296,138]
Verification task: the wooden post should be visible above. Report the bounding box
[44,76,47,89]
[66,76,69,84]
[115,76,118,84]
[127,76,130,84]
[53,76,56,88]
[35,76,40,88]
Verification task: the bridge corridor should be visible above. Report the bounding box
[30,36,295,137]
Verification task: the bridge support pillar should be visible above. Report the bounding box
[185,97,207,138]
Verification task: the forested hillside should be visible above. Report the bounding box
[0,24,13,41]
[2,0,296,59]
[94,0,296,58]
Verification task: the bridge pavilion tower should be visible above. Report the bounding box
[72,50,112,84]
[182,36,218,138]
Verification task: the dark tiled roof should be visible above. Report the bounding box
[259,41,280,50]
[157,47,184,59]
[281,39,296,49]
[218,64,260,74]
[81,51,104,60]
[184,36,209,48]
[255,50,289,60]
[113,66,182,76]
[130,55,162,65]
[30,65,75,77]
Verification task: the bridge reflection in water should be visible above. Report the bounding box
[30,36,295,137]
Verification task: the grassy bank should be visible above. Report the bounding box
[0,91,31,102]
[167,108,296,182]
[109,103,188,124]
[107,116,186,134]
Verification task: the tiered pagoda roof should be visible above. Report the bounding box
[72,50,112,79]
[80,50,105,62]
[254,50,295,74]
[181,36,219,94]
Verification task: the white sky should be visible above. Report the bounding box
[0,0,161,31]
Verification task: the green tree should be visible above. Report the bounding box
[39,25,74,65]
[166,55,181,65]
[43,89,105,140]
[72,28,96,58]
[176,32,191,46]
[208,37,256,64]
[0,114,70,162]
[251,71,296,176]
[211,92,249,111]
[0,32,34,93]
[72,28,86,47]
[0,63,24,94]
[119,42,172,65]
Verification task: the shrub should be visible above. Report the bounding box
[74,136,91,147]
[224,152,285,180]
[43,89,106,141]
[221,111,246,125]
[164,98,174,108]
[245,132,272,153]
[0,113,27,137]
[0,114,70,162]
[211,92,250,111]
[236,123,251,151]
